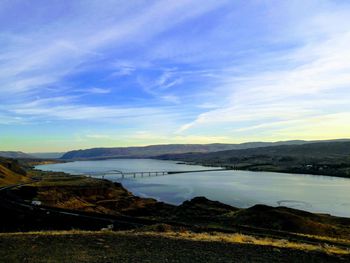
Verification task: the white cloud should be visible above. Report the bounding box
[85,134,112,139]
[178,13,350,137]
[0,1,232,115]
[1,0,350,150]
[84,87,111,94]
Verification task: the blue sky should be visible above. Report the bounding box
[1,0,350,152]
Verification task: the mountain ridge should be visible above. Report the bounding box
[60,139,349,160]
[0,151,34,159]
[157,140,350,178]
[29,152,65,159]
[60,141,307,159]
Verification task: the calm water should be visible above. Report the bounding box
[36,159,350,217]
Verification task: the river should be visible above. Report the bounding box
[36,158,350,217]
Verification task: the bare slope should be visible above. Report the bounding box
[0,158,28,186]
[0,151,33,159]
[61,140,314,159]
[158,141,350,177]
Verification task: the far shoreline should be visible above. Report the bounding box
[33,156,350,180]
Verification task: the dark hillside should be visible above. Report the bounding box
[157,141,350,177]
[60,141,318,159]
[160,141,350,159]
[0,158,28,186]
[0,151,33,159]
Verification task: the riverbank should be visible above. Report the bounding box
[8,168,350,238]
[155,156,350,179]
[54,141,350,179]
[42,154,350,179]
[169,160,350,179]
[34,158,350,217]
[156,141,350,178]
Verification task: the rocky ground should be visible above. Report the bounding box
[0,230,349,263]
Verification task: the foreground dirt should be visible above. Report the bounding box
[0,231,349,263]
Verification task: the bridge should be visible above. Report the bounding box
[86,168,226,179]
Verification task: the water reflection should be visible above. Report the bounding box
[37,159,350,217]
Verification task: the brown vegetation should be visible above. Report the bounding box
[0,230,349,263]
[0,158,28,186]
[11,173,350,242]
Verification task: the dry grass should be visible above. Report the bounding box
[1,230,349,263]
[296,233,350,246]
[1,229,349,255]
[0,164,29,187]
[0,230,97,237]
[31,176,94,187]
[136,231,350,255]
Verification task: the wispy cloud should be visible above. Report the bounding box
[81,87,111,94]
[1,0,350,151]
[85,134,112,139]
[178,6,350,139]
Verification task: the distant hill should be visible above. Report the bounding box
[29,152,65,159]
[158,141,350,177]
[61,140,314,160]
[0,151,64,159]
[0,151,33,159]
[159,140,350,159]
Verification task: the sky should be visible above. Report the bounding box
[1,0,350,152]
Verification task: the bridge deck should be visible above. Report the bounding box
[86,168,227,179]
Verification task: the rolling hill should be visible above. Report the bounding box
[61,140,316,160]
[0,151,33,159]
[29,152,65,159]
[159,140,350,159]
[157,141,350,177]
[0,158,28,186]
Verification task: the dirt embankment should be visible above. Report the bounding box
[10,173,350,240]
[0,158,28,186]
[14,177,173,217]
